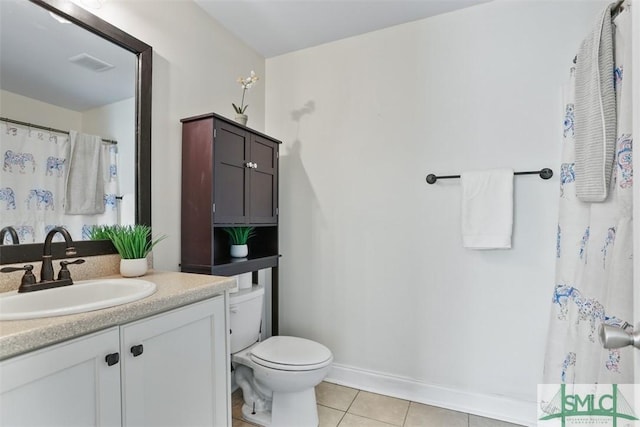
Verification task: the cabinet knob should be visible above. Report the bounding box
[245,162,252,168]
[105,352,120,366]
[131,344,144,357]
[252,162,258,169]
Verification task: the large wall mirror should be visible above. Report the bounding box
[0,0,151,264]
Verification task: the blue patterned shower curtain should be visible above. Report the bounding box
[0,124,119,243]
[543,8,633,384]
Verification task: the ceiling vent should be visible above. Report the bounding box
[68,53,114,72]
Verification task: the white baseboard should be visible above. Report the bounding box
[326,363,537,427]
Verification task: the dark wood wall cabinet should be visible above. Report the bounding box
[180,112,281,333]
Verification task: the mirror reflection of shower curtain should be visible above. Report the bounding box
[0,124,119,243]
[543,8,633,384]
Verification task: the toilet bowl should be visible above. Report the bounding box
[230,285,333,426]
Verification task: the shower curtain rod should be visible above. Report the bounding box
[0,116,117,145]
[611,0,626,18]
[425,168,554,184]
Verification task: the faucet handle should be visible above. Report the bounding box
[1,264,34,274]
[1,265,36,290]
[58,259,85,281]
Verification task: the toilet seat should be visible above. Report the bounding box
[250,336,333,372]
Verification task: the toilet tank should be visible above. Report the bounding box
[229,285,265,354]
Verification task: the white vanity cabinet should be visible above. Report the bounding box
[120,296,228,427]
[0,295,229,427]
[0,327,122,426]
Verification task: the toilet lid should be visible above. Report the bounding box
[250,336,333,371]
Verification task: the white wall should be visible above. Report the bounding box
[266,1,606,424]
[90,0,266,270]
[0,90,82,130]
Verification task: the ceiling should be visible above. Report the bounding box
[0,1,490,111]
[194,0,491,58]
[0,0,135,112]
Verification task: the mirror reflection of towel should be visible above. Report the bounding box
[65,130,105,214]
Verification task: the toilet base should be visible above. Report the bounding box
[241,404,271,426]
[241,388,319,427]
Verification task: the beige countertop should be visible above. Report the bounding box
[0,271,234,360]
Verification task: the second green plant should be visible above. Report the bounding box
[222,226,256,245]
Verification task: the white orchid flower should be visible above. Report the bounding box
[233,70,260,115]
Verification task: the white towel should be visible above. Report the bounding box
[65,130,105,214]
[461,169,514,249]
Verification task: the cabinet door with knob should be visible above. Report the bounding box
[120,296,228,427]
[213,119,251,224]
[0,327,121,426]
[213,119,279,225]
[248,133,278,224]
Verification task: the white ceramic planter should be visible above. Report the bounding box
[230,244,248,258]
[120,258,148,277]
[235,114,248,126]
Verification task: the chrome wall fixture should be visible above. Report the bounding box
[599,324,640,350]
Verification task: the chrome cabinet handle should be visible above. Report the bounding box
[599,324,640,350]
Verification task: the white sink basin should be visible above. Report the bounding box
[0,278,157,321]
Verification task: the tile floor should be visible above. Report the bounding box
[232,381,525,427]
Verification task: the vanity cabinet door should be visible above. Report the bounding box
[120,296,229,427]
[0,327,121,427]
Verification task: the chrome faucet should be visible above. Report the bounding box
[0,226,20,245]
[41,227,77,282]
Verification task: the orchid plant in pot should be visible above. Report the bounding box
[232,70,259,126]
[222,226,255,258]
[91,225,166,277]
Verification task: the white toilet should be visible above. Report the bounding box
[230,285,333,427]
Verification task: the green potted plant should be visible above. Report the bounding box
[91,225,166,277]
[222,226,255,258]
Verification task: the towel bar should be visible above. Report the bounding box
[426,168,553,184]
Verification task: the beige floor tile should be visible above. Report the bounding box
[232,389,245,420]
[347,391,410,426]
[232,418,261,427]
[232,388,244,405]
[316,381,360,411]
[469,414,525,427]
[338,413,397,427]
[318,404,346,427]
[404,402,468,427]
